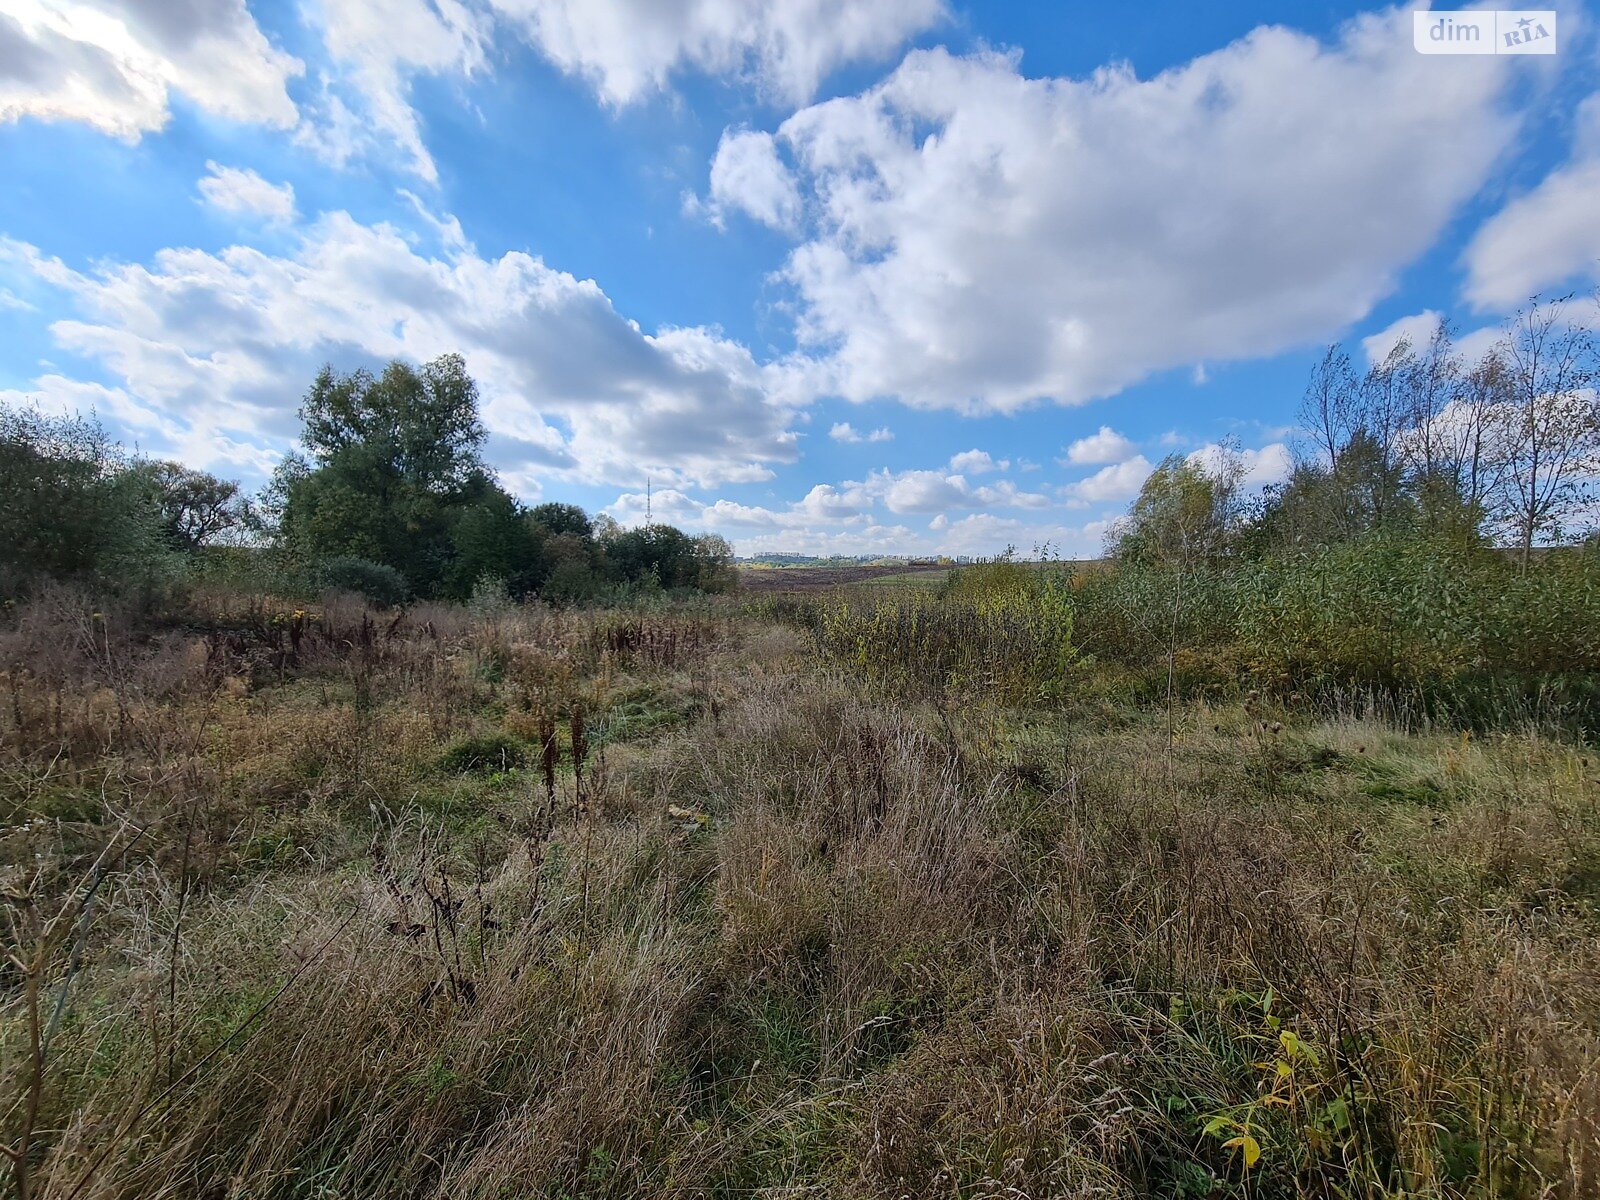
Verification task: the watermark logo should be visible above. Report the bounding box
[1414,10,1556,54]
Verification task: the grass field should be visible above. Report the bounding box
[1,579,1596,1199]
[737,563,952,591]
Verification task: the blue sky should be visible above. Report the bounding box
[2,1,1597,557]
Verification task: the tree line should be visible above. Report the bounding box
[1112,294,1600,568]
[0,355,735,603]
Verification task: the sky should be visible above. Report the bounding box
[1,1,1598,558]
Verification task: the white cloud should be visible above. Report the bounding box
[796,481,869,519]
[948,448,1006,474]
[1455,323,1506,364]
[0,0,300,139]
[295,0,942,179]
[1186,441,1293,489]
[932,512,1090,557]
[726,12,1516,414]
[1361,309,1441,365]
[1063,425,1136,465]
[599,456,1057,555]
[828,420,891,442]
[301,0,491,182]
[1068,455,1155,503]
[6,212,802,489]
[197,161,296,223]
[875,467,1047,514]
[880,469,967,514]
[0,372,280,474]
[398,188,473,254]
[695,128,802,231]
[1464,93,1600,310]
[1360,309,1510,367]
[485,0,945,107]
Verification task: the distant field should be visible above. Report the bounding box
[736,562,952,591]
[842,568,951,589]
[737,559,1102,592]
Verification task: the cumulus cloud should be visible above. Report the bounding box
[602,475,1106,559]
[715,12,1516,414]
[693,128,802,231]
[828,421,891,443]
[485,0,945,107]
[874,467,1048,514]
[948,448,1006,474]
[1063,426,1136,465]
[1068,456,1155,503]
[1361,309,1441,365]
[5,212,802,488]
[583,449,1130,558]
[0,0,301,139]
[1186,441,1293,489]
[1464,92,1600,310]
[197,161,296,223]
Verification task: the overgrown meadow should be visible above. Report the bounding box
[4,309,1600,1198]
[3,544,1597,1200]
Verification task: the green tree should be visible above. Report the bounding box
[278,355,491,595]
[140,460,250,550]
[528,502,593,541]
[604,523,708,590]
[0,406,170,591]
[1253,430,1414,553]
[444,473,547,599]
[1110,453,1243,567]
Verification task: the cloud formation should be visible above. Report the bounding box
[602,468,1109,559]
[198,161,297,223]
[1186,441,1292,489]
[486,0,945,106]
[300,0,492,182]
[693,128,802,231]
[828,420,892,443]
[4,211,802,489]
[1464,92,1600,310]
[709,12,1517,413]
[1063,426,1136,465]
[0,0,301,138]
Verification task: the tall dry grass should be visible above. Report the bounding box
[0,582,1595,1198]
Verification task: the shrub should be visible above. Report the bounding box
[1066,562,1244,666]
[437,731,528,773]
[319,556,408,607]
[0,406,176,596]
[816,574,1075,704]
[1237,536,1600,687]
[1236,536,1600,729]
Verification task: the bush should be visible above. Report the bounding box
[319,556,407,607]
[0,406,176,596]
[1237,536,1600,727]
[816,573,1075,704]
[542,559,602,605]
[1066,562,1244,667]
[437,732,528,774]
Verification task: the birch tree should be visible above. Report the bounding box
[1493,296,1600,569]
